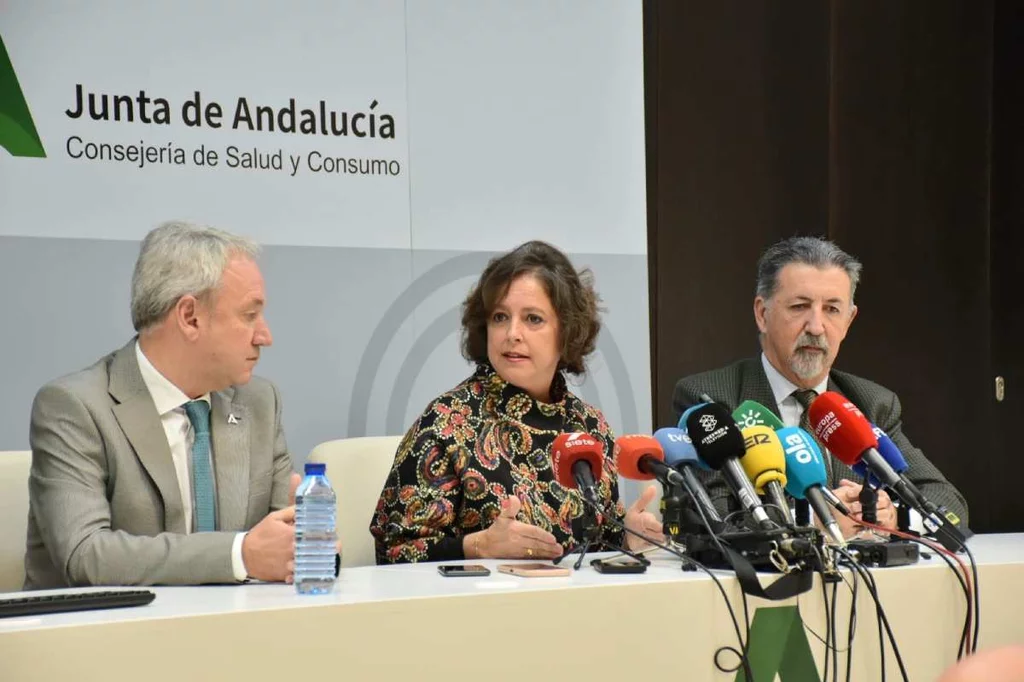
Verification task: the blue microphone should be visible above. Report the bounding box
[779,426,846,546]
[654,427,722,523]
[676,402,711,470]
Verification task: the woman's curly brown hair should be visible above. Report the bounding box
[461,240,602,376]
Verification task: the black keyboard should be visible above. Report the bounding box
[0,589,156,618]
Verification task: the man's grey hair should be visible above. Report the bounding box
[131,221,260,332]
[755,236,862,303]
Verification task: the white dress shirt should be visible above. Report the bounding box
[759,353,828,429]
[135,343,248,581]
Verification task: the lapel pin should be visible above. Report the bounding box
[228,414,240,425]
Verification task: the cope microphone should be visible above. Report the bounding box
[552,432,604,507]
[685,403,776,531]
[653,428,723,523]
[733,400,785,431]
[808,392,968,550]
[740,425,795,526]
[778,426,846,547]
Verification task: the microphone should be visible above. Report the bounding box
[733,400,785,431]
[677,402,713,471]
[552,432,605,507]
[653,428,723,523]
[677,402,708,432]
[685,402,776,531]
[859,425,970,540]
[807,393,968,549]
[614,434,683,487]
[739,425,795,526]
[778,426,846,546]
[851,424,906,488]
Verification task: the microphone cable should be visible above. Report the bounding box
[841,517,978,659]
[833,546,910,682]
[581,496,757,682]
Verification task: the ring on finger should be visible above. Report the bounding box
[526,548,533,557]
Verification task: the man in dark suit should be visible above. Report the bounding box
[673,236,967,539]
[25,222,301,588]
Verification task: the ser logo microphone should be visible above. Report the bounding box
[743,432,771,449]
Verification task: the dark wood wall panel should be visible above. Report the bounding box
[646,0,830,429]
[989,0,1024,531]
[827,1,993,528]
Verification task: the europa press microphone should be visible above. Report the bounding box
[739,425,796,527]
[686,402,776,531]
[808,392,968,551]
[778,426,847,547]
[653,428,723,524]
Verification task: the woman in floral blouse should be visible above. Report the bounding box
[370,241,662,564]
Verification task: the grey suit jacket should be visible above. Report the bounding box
[671,357,969,525]
[24,341,293,589]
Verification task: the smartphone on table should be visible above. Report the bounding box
[437,564,491,577]
[496,563,571,578]
[591,556,648,574]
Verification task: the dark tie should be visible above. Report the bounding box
[792,389,833,485]
[183,400,216,532]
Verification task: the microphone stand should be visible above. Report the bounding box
[555,495,651,570]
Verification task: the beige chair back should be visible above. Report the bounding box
[307,436,402,568]
[0,451,31,592]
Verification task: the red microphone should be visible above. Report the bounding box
[552,433,605,505]
[613,434,666,481]
[806,391,879,468]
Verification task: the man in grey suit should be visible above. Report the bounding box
[25,222,299,588]
[673,236,967,540]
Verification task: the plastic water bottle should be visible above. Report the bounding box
[294,462,337,594]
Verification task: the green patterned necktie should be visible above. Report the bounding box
[183,400,216,532]
[792,389,833,485]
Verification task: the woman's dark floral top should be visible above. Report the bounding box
[370,363,626,563]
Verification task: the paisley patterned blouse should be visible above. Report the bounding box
[370,363,626,564]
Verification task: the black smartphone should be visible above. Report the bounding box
[591,557,647,574]
[437,564,491,577]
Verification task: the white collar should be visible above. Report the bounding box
[135,341,210,416]
[760,352,829,406]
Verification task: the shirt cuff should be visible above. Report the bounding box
[232,532,249,582]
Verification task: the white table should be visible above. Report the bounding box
[2,534,1022,681]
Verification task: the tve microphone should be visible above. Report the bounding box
[733,400,785,431]
[686,403,776,531]
[653,427,723,523]
[614,434,682,486]
[740,425,795,526]
[552,432,604,506]
[778,426,846,546]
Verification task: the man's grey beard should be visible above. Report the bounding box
[790,333,830,380]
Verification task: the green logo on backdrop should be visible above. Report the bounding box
[0,35,46,158]
[737,606,819,681]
